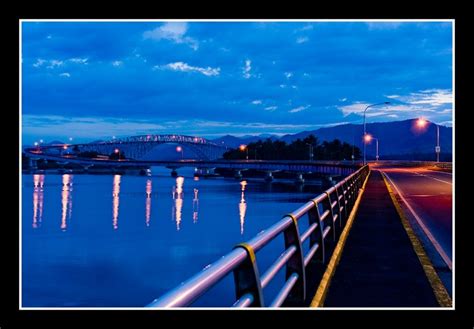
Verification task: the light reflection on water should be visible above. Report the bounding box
[32,174,44,228]
[60,174,73,231]
[145,179,152,227]
[239,180,247,235]
[22,171,322,307]
[112,175,120,230]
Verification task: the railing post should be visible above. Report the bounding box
[334,187,344,229]
[308,200,325,264]
[232,243,264,307]
[282,214,306,305]
[324,192,337,241]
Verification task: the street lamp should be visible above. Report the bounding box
[363,102,390,165]
[363,134,379,161]
[176,146,184,159]
[239,144,248,160]
[416,118,440,162]
[305,143,314,161]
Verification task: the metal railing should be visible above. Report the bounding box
[147,165,370,308]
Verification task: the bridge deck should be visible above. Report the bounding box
[322,170,440,307]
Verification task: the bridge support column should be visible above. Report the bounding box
[234,170,243,180]
[264,171,274,182]
[294,173,305,185]
[322,175,336,189]
[29,158,38,170]
[171,169,178,178]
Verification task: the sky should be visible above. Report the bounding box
[21,20,453,145]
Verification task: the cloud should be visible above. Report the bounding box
[289,105,311,113]
[59,72,70,78]
[155,62,220,76]
[68,57,88,64]
[296,37,309,44]
[264,106,277,111]
[339,98,347,102]
[284,72,293,79]
[31,59,63,69]
[251,100,262,105]
[279,84,286,88]
[46,60,63,69]
[386,95,400,99]
[243,59,252,79]
[143,22,198,50]
[32,59,46,68]
[112,60,123,67]
[403,89,452,106]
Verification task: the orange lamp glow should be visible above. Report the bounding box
[176,146,182,152]
[416,118,428,128]
[239,144,247,151]
[364,134,372,143]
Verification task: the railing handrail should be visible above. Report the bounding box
[147,165,370,308]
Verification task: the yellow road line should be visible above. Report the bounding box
[310,171,371,307]
[381,172,452,307]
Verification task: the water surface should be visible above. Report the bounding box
[22,167,323,307]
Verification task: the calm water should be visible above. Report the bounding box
[22,167,322,307]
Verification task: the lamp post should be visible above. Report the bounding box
[436,124,440,163]
[363,134,379,161]
[239,144,248,160]
[305,143,314,161]
[373,137,379,161]
[416,118,440,162]
[363,102,390,165]
[176,146,183,159]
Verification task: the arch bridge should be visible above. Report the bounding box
[45,134,228,161]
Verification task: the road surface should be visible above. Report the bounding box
[373,163,452,270]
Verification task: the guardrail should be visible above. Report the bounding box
[147,165,370,308]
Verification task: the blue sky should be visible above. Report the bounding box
[21,21,453,144]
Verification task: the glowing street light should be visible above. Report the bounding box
[176,146,184,159]
[114,148,120,154]
[416,117,428,128]
[39,139,43,144]
[416,118,440,162]
[68,137,73,142]
[239,144,248,160]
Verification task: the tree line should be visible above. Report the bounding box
[223,135,361,161]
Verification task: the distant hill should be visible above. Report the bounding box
[211,119,452,159]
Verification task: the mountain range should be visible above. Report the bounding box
[211,119,453,159]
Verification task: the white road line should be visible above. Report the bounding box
[428,170,452,176]
[412,171,453,185]
[423,175,452,185]
[382,171,452,271]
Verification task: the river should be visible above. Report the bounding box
[21,167,323,307]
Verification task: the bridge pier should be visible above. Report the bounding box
[171,169,178,178]
[29,158,38,170]
[234,170,243,180]
[264,171,274,182]
[294,173,305,185]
